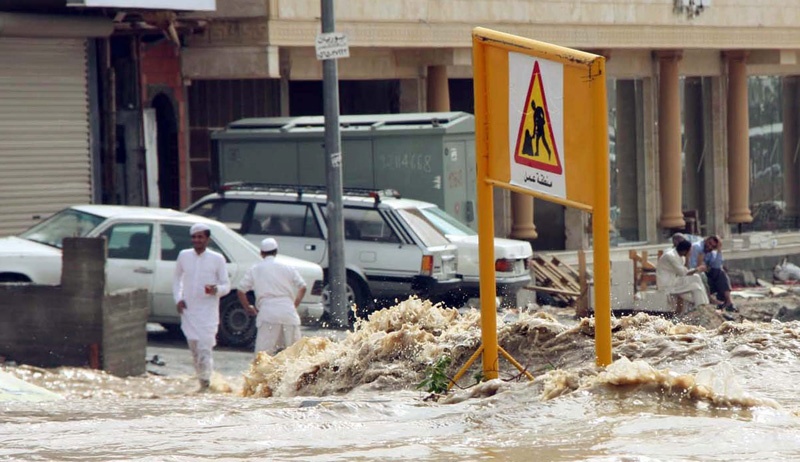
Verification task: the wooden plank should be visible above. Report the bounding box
[534,265,573,296]
[538,258,581,292]
[576,249,589,317]
[551,256,580,280]
[529,261,572,304]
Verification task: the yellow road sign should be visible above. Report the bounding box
[511,58,564,196]
[460,27,612,383]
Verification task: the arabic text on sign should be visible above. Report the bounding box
[315,32,350,60]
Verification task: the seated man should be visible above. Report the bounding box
[656,240,710,313]
[703,235,735,311]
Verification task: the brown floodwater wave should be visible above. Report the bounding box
[2,297,800,461]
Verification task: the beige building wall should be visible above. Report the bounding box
[185,0,800,80]
[182,0,800,245]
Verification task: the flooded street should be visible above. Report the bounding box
[3,297,800,461]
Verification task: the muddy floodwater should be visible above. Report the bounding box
[3,297,800,461]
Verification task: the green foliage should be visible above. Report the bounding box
[416,356,452,394]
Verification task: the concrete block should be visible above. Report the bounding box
[632,290,673,313]
[102,289,149,377]
[610,260,634,310]
[0,238,148,377]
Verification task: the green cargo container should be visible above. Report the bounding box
[211,112,477,228]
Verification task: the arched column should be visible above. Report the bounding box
[656,50,685,230]
[782,76,800,219]
[426,65,450,112]
[510,193,537,240]
[724,50,753,224]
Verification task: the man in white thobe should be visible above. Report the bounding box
[656,239,709,312]
[173,223,231,391]
[237,237,307,355]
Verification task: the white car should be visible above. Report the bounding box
[186,185,531,310]
[0,205,325,347]
[409,203,533,307]
[186,186,462,316]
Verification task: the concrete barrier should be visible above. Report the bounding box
[0,238,149,377]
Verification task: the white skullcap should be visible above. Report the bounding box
[260,237,278,252]
[671,232,686,243]
[190,223,210,235]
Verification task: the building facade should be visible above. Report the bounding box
[179,0,800,250]
[3,1,799,251]
[0,2,208,236]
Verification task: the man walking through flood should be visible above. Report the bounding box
[173,223,231,391]
[237,237,307,355]
[656,239,710,313]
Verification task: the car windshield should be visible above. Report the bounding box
[394,208,451,247]
[416,206,477,237]
[19,208,105,248]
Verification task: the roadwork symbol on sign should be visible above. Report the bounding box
[513,61,562,174]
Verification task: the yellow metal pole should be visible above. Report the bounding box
[498,347,535,381]
[591,56,613,366]
[447,344,484,391]
[485,178,594,213]
[472,36,500,380]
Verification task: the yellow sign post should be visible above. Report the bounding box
[453,28,611,383]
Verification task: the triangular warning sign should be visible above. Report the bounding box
[513,61,562,174]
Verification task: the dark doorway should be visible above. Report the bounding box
[152,94,180,209]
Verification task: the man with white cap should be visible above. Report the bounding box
[656,239,709,313]
[173,222,231,391]
[236,237,307,355]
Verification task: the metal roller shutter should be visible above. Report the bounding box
[0,37,90,236]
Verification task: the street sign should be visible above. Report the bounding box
[315,32,350,60]
[510,57,565,198]
[454,27,611,384]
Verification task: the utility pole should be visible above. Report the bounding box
[319,0,348,327]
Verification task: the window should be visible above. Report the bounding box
[395,209,450,247]
[101,223,153,260]
[250,202,322,238]
[190,200,250,233]
[322,206,400,243]
[414,206,477,237]
[21,208,105,248]
[160,224,231,262]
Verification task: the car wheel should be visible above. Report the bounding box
[217,294,256,348]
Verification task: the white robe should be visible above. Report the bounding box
[238,255,305,354]
[172,248,231,346]
[656,247,710,306]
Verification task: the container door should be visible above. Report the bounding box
[442,140,471,227]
